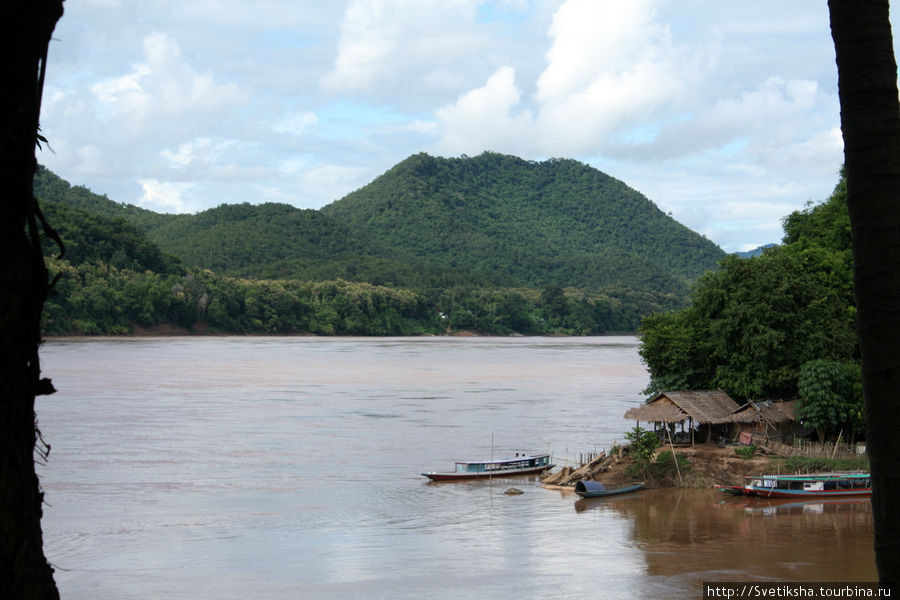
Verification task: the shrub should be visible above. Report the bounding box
[624,426,659,460]
[624,448,691,486]
[734,445,757,459]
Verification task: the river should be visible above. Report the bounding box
[36,336,875,599]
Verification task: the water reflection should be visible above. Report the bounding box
[575,489,875,592]
[737,496,872,517]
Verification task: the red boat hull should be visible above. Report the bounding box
[743,488,871,499]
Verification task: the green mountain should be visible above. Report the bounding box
[35,152,724,296]
[322,152,724,293]
[34,166,166,226]
[37,200,180,275]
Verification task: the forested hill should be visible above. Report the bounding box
[322,153,724,292]
[35,154,724,295]
[31,157,727,336]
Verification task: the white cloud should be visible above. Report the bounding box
[612,76,834,161]
[160,138,237,169]
[321,0,395,92]
[435,0,700,156]
[90,32,244,139]
[704,77,820,140]
[265,160,373,207]
[322,0,494,100]
[74,145,107,176]
[435,66,534,155]
[91,69,147,103]
[42,29,251,206]
[138,179,192,213]
[536,0,668,103]
[273,111,319,135]
[771,127,843,170]
[297,163,373,205]
[397,119,439,135]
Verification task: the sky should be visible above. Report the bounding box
[39,0,893,253]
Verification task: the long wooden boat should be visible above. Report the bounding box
[740,472,871,498]
[574,481,645,498]
[422,453,554,481]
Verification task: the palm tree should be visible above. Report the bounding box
[0,1,64,598]
[829,0,900,588]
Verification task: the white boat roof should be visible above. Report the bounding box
[746,472,869,480]
[454,453,551,466]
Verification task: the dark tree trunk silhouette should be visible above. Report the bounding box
[0,1,64,598]
[829,0,900,588]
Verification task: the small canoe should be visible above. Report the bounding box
[574,481,644,498]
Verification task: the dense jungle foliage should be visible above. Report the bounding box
[35,154,717,336]
[639,172,863,439]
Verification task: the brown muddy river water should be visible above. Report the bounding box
[37,337,875,599]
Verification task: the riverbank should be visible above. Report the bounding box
[542,444,866,491]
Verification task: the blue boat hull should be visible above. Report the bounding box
[575,481,644,498]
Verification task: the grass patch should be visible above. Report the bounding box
[780,455,868,473]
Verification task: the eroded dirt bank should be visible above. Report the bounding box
[542,444,802,491]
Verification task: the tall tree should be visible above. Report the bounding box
[829,0,900,588]
[0,1,64,598]
[795,359,863,443]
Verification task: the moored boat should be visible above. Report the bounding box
[422,453,554,481]
[714,484,750,495]
[740,472,871,498]
[574,480,645,498]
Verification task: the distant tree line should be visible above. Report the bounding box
[37,194,664,335]
[41,261,656,336]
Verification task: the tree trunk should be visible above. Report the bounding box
[829,0,900,589]
[0,1,64,598]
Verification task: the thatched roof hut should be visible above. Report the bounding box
[715,399,799,444]
[624,390,739,424]
[724,399,796,425]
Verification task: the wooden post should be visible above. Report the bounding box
[666,425,683,486]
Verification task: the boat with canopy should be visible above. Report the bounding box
[422,453,554,481]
